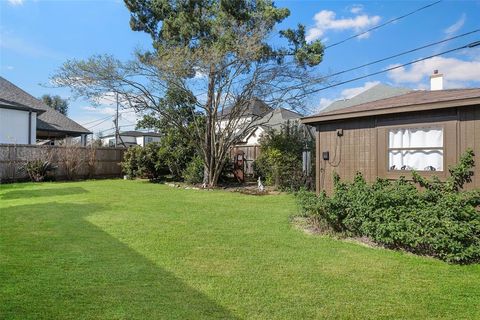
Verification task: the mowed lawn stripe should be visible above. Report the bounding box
[0,180,479,319]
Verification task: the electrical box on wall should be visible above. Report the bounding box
[322,151,329,161]
[336,129,343,136]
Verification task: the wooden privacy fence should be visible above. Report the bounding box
[0,144,125,183]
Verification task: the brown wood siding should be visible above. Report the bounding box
[458,105,480,189]
[314,105,480,194]
[317,118,376,193]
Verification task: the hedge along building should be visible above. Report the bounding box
[302,73,480,194]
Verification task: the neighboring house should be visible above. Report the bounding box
[219,98,273,132]
[232,107,308,174]
[302,72,480,194]
[101,131,161,147]
[0,77,91,145]
[238,107,305,146]
[0,99,42,145]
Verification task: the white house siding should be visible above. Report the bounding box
[136,136,161,146]
[219,116,252,131]
[101,134,160,147]
[245,127,264,146]
[101,135,137,147]
[0,108,36,144]
[144,136,160,146]
[136,136,144,146]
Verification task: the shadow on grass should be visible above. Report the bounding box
[1,187,88,200]
[0,202,237,319]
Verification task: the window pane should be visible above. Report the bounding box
[389,127,443,148]
[389,149,443,171]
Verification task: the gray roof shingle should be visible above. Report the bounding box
[0,77,91,135]
[256,107,303,130]
[320,84,412,114]
[220,98,273,118]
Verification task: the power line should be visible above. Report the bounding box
[80,110,137,126]
[324,29,480,80]
[87,116,113,129]
[96,124,137,135]
[324,0,443,50]
[81,114,112,126]
[308,40,480,95]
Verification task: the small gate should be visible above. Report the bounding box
[233,150,245,183]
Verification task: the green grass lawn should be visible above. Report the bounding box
[1,180,479,319]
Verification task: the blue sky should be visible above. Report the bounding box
[1,0,480,136]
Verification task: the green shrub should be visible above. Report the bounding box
[296,149,480,264]
[120,143,168,181]
[182,155,204,184]
[253,121,313,191]
[121,146,141,178]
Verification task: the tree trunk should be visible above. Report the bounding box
[203,65,216,187]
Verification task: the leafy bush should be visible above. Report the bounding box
[156,129,196,179]
[121,146,141,178]
[182,155,204,184]
[253,121,313,191]
[120,143,168,181]
[296,149,480,264]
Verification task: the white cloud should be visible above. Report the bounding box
[349,5,363,14]
[82,106,117,116]
[306,10,381,42]
[387,56,480,88]
[444,14,466,37]
[7,0,24,6]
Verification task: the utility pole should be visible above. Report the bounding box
[115,93,119,147]
[114,93,126,148]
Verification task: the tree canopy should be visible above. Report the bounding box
[41,94,69,115]
[53,0,325,186]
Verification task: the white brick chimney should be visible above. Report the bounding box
[430,70,443,91]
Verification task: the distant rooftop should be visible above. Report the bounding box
[220,98,273,118]
[0,76,91,135]
[256,107,303,130]
[320,83,412,115]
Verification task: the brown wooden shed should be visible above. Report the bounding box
[302,88,480,194]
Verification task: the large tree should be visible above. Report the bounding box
[41,94,69,115]
[52,0,325,187]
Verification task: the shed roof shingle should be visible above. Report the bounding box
[0,77,91,135]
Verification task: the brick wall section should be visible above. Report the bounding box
[0,144,125,183]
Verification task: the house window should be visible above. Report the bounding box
[146,137,154,143]
[388,127,444,171]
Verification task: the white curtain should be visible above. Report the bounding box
[388,127,443,171]
[389,127,443,148]
[389,150,443,171]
